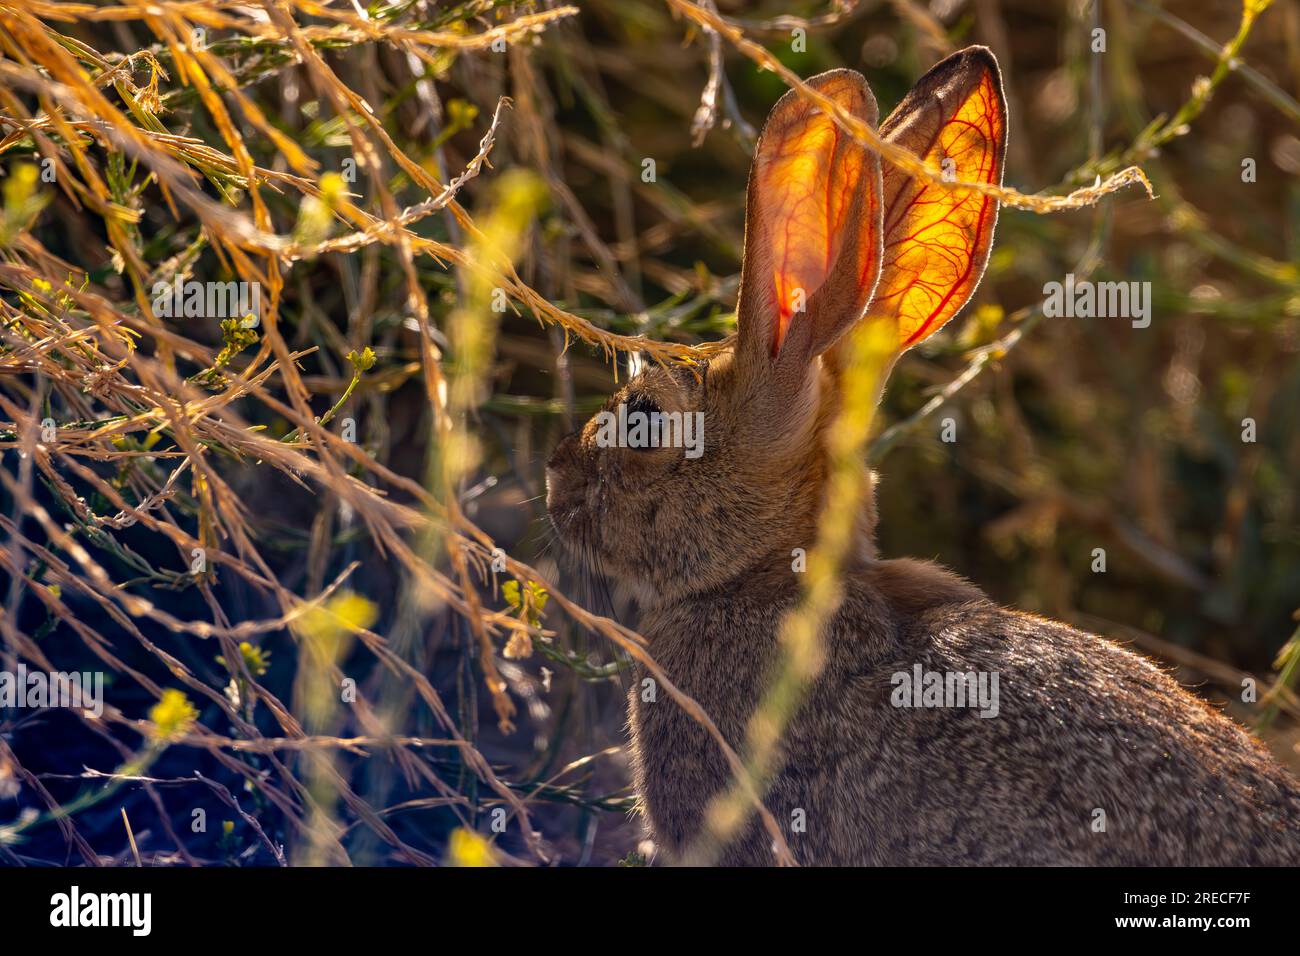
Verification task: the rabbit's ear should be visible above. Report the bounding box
[735,69,883,377]
[873,46,1007,349]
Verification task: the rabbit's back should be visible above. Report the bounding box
[629,563,1300,865]
[821,597,1300,865]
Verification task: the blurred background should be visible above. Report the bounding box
[0,0,1298,867]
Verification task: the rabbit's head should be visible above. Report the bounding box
[547,48,1007,604]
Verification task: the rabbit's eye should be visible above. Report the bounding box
[625,394,662,450]
[626,394,659,417]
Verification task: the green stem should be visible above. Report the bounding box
[1257,616,1300,733]
[282,370,361,443]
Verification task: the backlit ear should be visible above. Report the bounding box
[736,70,883,377]
[872,47,1007,349]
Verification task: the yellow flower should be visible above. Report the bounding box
[293,590,378,645]
[319,171,346,210]
[446,827,498,867]
[346,346,376,373]
[216,641,271,677]
[149,689,198,741]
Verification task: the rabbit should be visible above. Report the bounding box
[545,46,1300,866]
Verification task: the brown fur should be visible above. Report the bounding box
[545,49,1300,866]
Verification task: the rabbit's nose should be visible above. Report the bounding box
[546,430,580,471]
[545,431,583,514]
